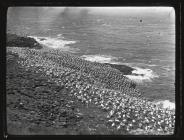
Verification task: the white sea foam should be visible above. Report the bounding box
[102,23,111,26]
[154,100,175,110]
[28,36,77,52]
[82,55,159,83]
[161,66,173,71]
[81,54,118,64]
[124,67,159,83]
[57,34,63,37]
[147,64,157,67]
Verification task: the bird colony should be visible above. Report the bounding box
[7,47,175,135]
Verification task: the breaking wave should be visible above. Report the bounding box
[81,54,119,64]
[124,67,159,83]
[154,100,175,110]
[28,35,78,52]
[81,54,159,83]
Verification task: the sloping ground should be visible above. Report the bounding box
[6,46,175,135]
[8,47,140,97]
[6,52,120,135]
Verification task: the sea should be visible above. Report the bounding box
[7,7,175,109]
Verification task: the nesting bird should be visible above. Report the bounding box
[9,47,175,135]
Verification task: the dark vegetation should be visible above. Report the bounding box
[7,33,42,49]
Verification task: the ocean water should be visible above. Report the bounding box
[7,8,175,108]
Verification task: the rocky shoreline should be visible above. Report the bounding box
[7,33,43,49]
[6,34,175,135]
[104,63,134,75]
[6,33,135,75]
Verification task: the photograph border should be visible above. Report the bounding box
[1,0,183,139]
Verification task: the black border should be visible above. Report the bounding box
[1,0,183,139]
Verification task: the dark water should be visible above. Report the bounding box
[7,8,175,103]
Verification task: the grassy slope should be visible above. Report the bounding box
[7,52,124,135]
[6,34,175,135]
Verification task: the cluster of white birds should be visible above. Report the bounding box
[7,47,175,134]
